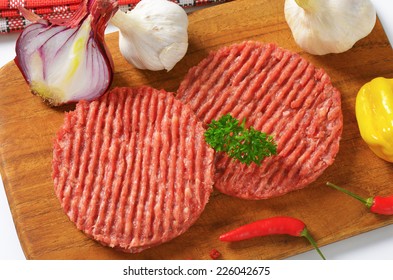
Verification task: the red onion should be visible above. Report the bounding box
[14,0,118,106]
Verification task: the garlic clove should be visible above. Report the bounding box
[159,42,189,71]
[285,0,376,55]
[111,0,189,71]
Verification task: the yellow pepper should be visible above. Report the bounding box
[356,77,393,162]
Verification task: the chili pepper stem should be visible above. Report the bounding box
[326,182,373,208]
[300,228,326,260]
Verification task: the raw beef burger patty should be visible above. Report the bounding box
[176,41,343,200]
[52,87,215,252]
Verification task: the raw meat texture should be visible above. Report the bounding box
[52,86,215,252]
[176,41,343,200]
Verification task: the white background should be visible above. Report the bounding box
[1,0,393,260]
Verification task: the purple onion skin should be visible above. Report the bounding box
[14,0,118,106]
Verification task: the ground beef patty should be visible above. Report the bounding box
[176,41,343,200]
[52,87,215,253]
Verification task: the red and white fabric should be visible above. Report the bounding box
[0,0,227,33]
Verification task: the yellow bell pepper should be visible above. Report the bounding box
[356,77,393,162]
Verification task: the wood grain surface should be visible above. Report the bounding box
[1,0,393,260]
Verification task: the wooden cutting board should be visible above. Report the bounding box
[1,0,393,260]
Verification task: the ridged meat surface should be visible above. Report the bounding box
[177,41,343,200]
[52,87,215,252]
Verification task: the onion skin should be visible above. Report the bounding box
[14,0,118,106]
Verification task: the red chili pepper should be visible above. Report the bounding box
[326,182,393,215]
[219,216,326,260]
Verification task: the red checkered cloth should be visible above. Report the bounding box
[0,0,227,33]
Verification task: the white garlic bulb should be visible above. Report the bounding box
[110,0,188,71]
[284,0,376,55]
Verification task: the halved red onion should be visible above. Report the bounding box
[14,0,118,106]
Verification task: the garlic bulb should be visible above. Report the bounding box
[110,0,188,71]
[284,0,376,55]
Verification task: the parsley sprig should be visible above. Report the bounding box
[204,114,277,165]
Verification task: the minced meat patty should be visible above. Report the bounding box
[52,86,215,252]
[176,41,343,200]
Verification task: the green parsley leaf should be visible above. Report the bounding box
[204,114,277,165]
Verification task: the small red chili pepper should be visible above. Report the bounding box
[326,182,393,215]
[219,216,326,260]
